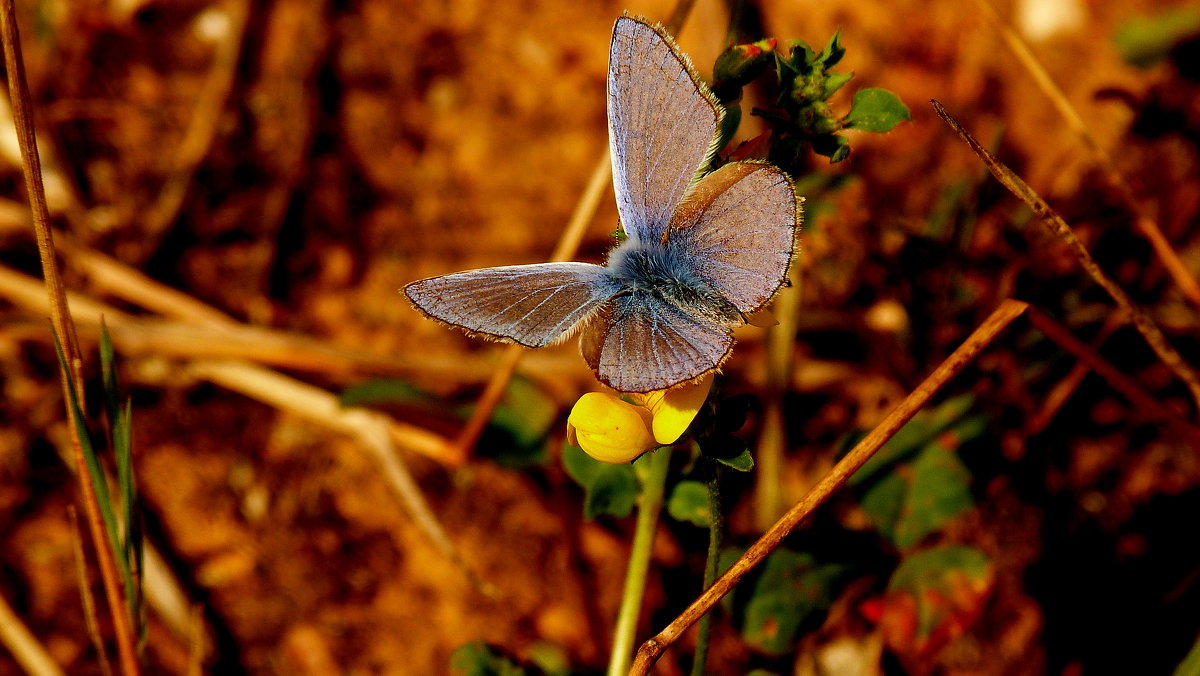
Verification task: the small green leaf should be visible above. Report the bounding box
[821,70,854,100]
[810,134,850,163]
[483,378,558,467]
[857,421,979,549]
[844,88,911,132]
[850,395,976,487]
[339,378,428,407]
[785,40,816,75]
[893,443,973,548]
[450,643,533,676]
[716,447,754,472]
[667,480,710,527]
[562,443,638,520]
[817,30,845,68]
[740,549,847,655]
[880,546,994,659]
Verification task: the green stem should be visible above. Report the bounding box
[691,462,723,676]
[608,448,672,676]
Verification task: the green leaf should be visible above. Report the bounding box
[858,425,978,549]
[821,70,854,100]
[740,549,847,655]
[810,134,850,163]
[716,447,754,472]
[785,40,816,75]
[1174,631,1200,676]
[667,480,710,527]
[50,329,131,602]
[894,443,973,548]
[817,30,845,68]
[880,546,994,658]
[450,643,533,676]
[844,88,911,132]
[852,397,984,548]
[1114,7,1200,68]
[562,443,638,520]
[339,378,429,407]
[850,394,976,487]
[483,378,558,467]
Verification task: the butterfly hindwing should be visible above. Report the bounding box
[669,161,801,314]
[405,262,615,348]
[580,292,734,393]
[608,16,722,246]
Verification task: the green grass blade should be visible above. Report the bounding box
[51,326,138,627]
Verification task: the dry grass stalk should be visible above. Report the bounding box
[973,0,1200,312]
[932,100,1200,414]
[629,299,1031,674]
[1,2,140,672]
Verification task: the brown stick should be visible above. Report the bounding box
[629,299,1030,674]
[0,3,140,673]
[931,100,1200,414]
[972,0,1200,312]
[1025,308,1200,447]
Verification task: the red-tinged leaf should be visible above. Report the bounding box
[876,546,995,659]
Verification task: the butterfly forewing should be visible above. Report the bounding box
[580,293,734,392]
[608,16,722,245]
[669,162,800,314]
[405,262,615,348]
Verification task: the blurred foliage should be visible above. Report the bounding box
[561,441,639,520]
[870,545,995,660]
[850,396,985,549]
[719,546,849,655]
[667,479,711,527]
[1114,7,1200,68]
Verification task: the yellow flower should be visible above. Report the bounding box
[566,374,715,464]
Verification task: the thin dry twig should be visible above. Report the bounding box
[0,260,476,589]
[69,507,113,676]
[138,0,249,251]
[932,100,1200,414]
[0,260,529,391]
[1027,309,1126,436]
[756,266,802,530]
[972,0,1200,312]
[186,360,492,595]
[0,590,65,676]
[629,299,1031,674]
[1,3,140,672]
[1025,307,1200,446]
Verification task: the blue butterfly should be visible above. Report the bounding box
[405,15,801,393]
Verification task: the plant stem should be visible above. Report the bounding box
[690,463,724,676]
[608,448,672,676]
[1,3,140,673]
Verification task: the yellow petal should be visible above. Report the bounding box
[638,373,714,445]
[567,392,656,464]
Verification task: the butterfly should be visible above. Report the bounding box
[404,14,801,393]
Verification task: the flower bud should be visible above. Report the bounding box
[566,393,656,464]
[712,38,777,102]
